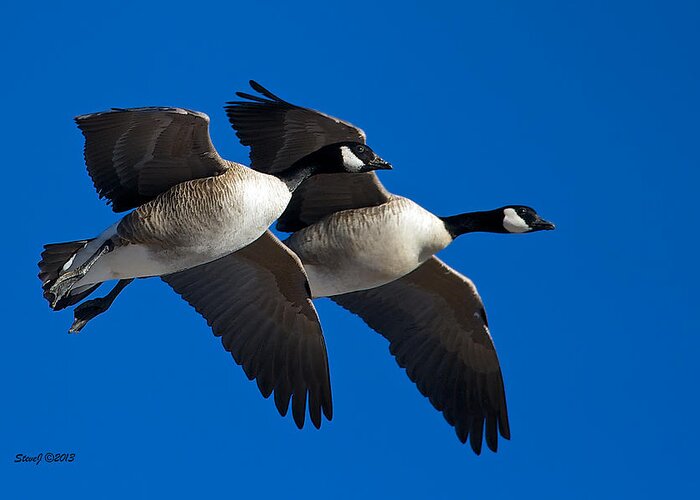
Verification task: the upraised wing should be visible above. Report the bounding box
[225,80,366,173]
[76,107,229,212]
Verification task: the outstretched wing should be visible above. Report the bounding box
[225,80,366,173]
[162,231,333,429]
[331,257,510,454]
[76,107,228,212]
[226,81,389,231]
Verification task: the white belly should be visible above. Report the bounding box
[303,263,403,298]
[286,197,453,298]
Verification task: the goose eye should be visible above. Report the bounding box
[355,145,365,153]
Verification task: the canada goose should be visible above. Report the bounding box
[285,197,554,298]
[225,81,555,454]
[39,104,391,429]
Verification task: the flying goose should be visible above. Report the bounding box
[225,81,555,454]
[38,104,391,429]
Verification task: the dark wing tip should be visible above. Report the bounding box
[469,419,484,455]
[274,385,292,417]
[309,403,322,429]
[322,396,333,421]
[499,412,511,440]
[485,417,499,452]
[292,391,307,429]
[226,81,282,105]
[249,80,285,102]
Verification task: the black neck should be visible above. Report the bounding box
[277,164,317,191]
[440,210,506,238]
[275,146,343,191]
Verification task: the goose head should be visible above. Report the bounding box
[500,206,556,233]
[314,142,392,173]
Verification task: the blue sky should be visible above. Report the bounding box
[2,0,698,498]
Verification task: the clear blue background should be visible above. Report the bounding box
[2,1,697,498]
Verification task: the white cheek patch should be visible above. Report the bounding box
[340,146,365,172]
[503,208,531,233]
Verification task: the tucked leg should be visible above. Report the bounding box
[69,278,134,333]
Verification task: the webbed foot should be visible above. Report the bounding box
[69,297,112,333]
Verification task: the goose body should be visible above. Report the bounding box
[69,166,291,286]
[286,196,452,297]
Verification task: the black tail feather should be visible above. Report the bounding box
[38,240,96,310]
[52,283,101,311]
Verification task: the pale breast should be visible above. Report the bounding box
[115,166,291,271]
[286,196,453,297]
